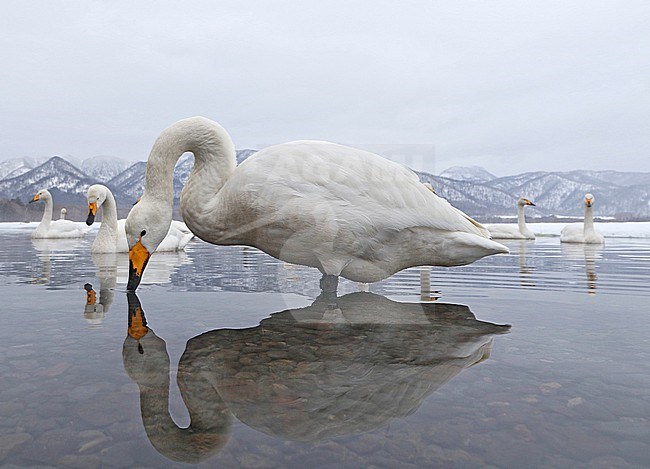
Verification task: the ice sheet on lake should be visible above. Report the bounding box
[528,222,650,238]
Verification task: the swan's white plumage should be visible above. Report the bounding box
[485,197,536,240]
[126,117,508,285]
[30,189,87,239]
[87,184,193,253]
[560,193,604,244]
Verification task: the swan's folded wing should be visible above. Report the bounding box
[243,141,491,239]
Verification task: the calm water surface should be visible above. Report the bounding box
[0,224,648,468]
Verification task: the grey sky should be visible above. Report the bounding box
[1,0,649,176]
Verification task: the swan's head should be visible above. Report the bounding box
[29,189,51,204]
[584,193,594,207]
[517,197,536,207]
[125,197,172,291]
[86,184,108,225]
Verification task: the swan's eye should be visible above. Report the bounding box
[140,230,147,237]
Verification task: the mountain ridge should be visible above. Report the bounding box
[1,156,648,221]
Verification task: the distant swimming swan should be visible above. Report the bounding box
[560,193,604,244]
[29,189,87,239]
[125,117,508,290]
[485,197,537,240]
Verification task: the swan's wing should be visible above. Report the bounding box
[49,220,88,237]
[156,225,193,251]
[560,223,582,242]
[484,224,520,239]
[171,220,192,234]
[238,141,490,238]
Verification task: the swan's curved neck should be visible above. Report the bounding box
[517,204,528,232]
[39,197,53,226]
[143,119,236,208]
[93,189,119,250]
[127,333,230,461]
[100,189,118,230]
[584,204,595,233]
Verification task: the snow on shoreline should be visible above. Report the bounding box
[529,222,650,238]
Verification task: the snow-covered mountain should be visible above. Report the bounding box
[1,157,649,221]
[81,155,133,182]
[0,157,48,180]
[439,166,497,183]
[0,156,94,205]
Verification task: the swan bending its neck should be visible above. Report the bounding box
[126,117,508,291]
[144,119,235,206]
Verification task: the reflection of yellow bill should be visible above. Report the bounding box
[129,306,149,340]
[86,288,96,305]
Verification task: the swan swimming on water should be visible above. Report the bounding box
[485,197,536,239]
[29,189,87,239]
[560,193,604,244]
[125,117,509,291]
[86,184,193,253]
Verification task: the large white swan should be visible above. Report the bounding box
[125,117,508,290]
[560,193,604,244]
[86,184,193,253]
[29,189,87,239]
[485,197,536,239]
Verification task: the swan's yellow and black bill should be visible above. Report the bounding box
[524,199,536,206]
[29,194,40,203]
[127,240,150,291]
[86,202,97,225]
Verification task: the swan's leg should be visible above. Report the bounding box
[319,274,339,293]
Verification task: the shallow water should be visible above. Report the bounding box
[0,224,649,468]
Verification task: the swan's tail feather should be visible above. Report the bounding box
[179,232,195,250]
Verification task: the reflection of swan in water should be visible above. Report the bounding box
[30,238,87,285]
[123,294,231,463]
[123,292,510,463]
[419,266,441,301]
[561,243,602,294]
[83,282,112,326]
[103,251,192,286]
[515,240,536,287]
[82,252,120,325]
[81,250,193,325]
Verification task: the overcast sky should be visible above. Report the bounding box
[1,1,649,175]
